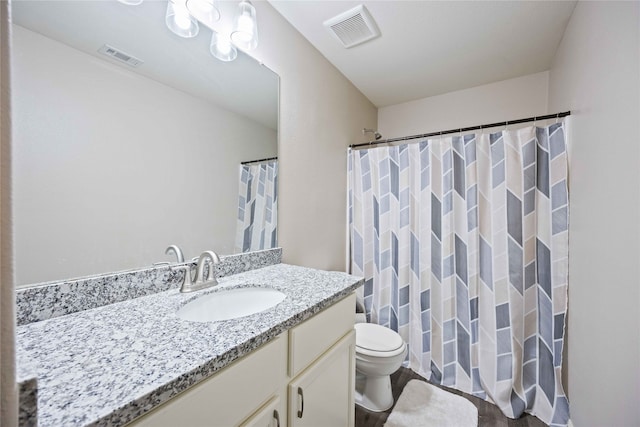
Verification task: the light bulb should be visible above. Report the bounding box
[230,0,258,50]
[174,11,192,30]
[210,32,237,62]
[217,38,232,55]
[235,15,254,42]
[166,0,199,38]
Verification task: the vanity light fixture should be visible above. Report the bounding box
[165,0,199,38]
[118,0,259,61]
[230,0,258,51]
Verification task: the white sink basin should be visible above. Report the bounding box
[176,287,286,323]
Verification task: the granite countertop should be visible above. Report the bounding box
[16,263,363,427]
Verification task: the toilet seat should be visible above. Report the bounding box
[355,323,406,357]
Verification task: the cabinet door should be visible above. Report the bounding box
[288,331,355,427]
[241,396,284,427]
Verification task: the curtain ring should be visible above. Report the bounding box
[555,113,559,124]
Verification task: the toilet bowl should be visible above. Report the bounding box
[354,322,407,412]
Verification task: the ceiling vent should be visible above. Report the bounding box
[323,5,380,49]
[98,44,143,67]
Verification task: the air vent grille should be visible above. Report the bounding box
[98,44,143,67]
[323,5,380,49]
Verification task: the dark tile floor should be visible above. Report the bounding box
[355,367,548,427]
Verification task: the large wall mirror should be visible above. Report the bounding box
[11,0,279,287]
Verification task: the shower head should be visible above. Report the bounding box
[363,128,382,141]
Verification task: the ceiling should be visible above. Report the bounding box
[11,0,279,130]
[270,0,577,107]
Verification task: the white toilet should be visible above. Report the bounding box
[354,322,407,412]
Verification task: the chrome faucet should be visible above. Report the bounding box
[174,250,221,293]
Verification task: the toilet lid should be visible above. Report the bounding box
[355,323,404,353]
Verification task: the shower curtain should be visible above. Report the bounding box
[235,159,278,252]
[348,124,569,426]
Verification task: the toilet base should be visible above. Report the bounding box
[354,372,394,412]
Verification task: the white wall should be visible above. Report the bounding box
[247,2,378,271]
[547,2,640,426]
[12,25,277,285]
[378,71,549,138]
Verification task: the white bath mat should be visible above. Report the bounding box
[384,380,478,427]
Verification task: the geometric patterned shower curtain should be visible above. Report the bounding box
[348,124,569,426]
[235,159,278,253]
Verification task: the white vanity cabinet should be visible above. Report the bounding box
[127,293,356,427]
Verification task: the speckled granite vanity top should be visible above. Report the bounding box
[16,264,363,427]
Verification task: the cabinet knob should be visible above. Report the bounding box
[272,409,280,427]
[297,387,304,418]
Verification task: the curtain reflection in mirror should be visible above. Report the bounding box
[236,159,278,252]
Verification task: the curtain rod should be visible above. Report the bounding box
[349,111,571,149]
[241,156,278,165]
